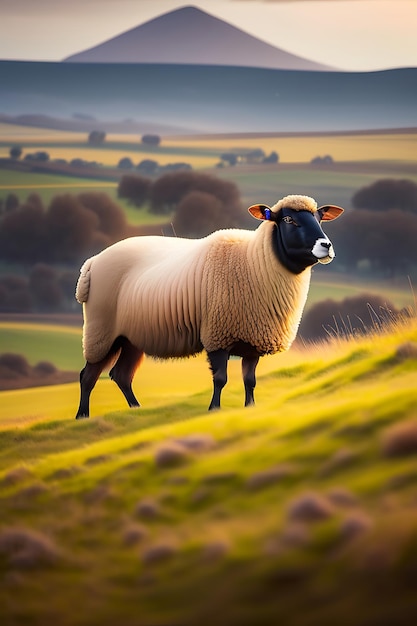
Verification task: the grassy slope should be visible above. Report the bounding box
[1,319,417,626]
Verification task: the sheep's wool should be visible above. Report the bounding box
[77,221,312,363]
[272,195,317,214]
[200,222,311,354]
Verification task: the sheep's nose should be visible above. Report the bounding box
[321,241,331,250]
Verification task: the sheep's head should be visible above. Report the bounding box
[248,194,343,274]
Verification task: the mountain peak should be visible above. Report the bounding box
[63,5,335,71]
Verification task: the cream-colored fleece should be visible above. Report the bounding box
[76,221,311,363]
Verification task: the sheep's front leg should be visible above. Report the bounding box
[242,354,260,407]
[207,349,229,410]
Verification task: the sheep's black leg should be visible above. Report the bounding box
[207,349,229,410]
[242,354,260,407]
[75,339,122,419]
[76,359,108,419]
[109,338,143,408]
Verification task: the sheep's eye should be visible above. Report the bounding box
[282,216,299,226]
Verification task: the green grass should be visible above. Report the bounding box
[1,317,417,625]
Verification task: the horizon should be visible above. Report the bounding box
[0,0,416,72]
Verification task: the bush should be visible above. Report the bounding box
[299,293,404,342]
[118,157,134,170]
[141,134,160,146]
[118,175,152,207]
[173,191,236,237]
[353,178,417,212]
[9,145,22,160]
[88,130,106,145]
[149,171,241,216]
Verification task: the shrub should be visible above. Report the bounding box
[353,179,417,213]
[299,293,403,342]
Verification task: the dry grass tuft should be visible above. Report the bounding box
[327,487,358,508]
[0,527,60,569]
[339,512,373,543]
[381,420,417,457]
[174,433,216,452]
[395,341,417,360]
[287,492,335,523]
[318,448,359,477]
[154,441,191,468]
[122,523,148,546]
[246,464,296,491]
[1,466,33,487]
[201,540,229,561]
[141,543,177,566]
[134,498,160,520]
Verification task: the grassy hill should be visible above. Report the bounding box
[1,317,417,625]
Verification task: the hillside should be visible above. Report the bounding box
[63,6,334,71]
[1,62,416,133]
[1,319,417,625]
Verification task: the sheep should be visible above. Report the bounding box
[75,194,343,418]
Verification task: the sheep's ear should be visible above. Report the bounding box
[248,204,272,221]
[318,205,344,221]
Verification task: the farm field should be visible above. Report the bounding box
[1,316,417,625]
[1,126,416,217]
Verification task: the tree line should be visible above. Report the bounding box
[1,174,417,313]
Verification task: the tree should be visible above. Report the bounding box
[311,155,334,165]
[118,157,134,170]
[77,192,127,239]
[173,191,227,237]
[263,151,279,164]
[149,171,241,217]
[45,195,99,262]
[118,175,152,207]
[5,193,19,212]
[352,179,417,213]
[29,264,64,311]
[220,153,238,166]
[329,208,417,276]
[88,130,106,145]
[0,203,47,263]
[9,145,22,160]
[136,159,158,176]
[141,134,160,146]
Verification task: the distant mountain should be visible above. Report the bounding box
[1,61,416,134]
[63,5,334,72]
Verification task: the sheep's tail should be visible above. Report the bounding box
[75,257,94,304]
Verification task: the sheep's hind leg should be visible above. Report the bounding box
[76,338,123,419]
[242,354,260,407]
[109,338,143,408]
[207,349,229,410]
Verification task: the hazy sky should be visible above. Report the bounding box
[0,0,416,71]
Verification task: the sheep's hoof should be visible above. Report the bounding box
[75,414,90,420]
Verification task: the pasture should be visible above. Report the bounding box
[1,316,417,625]
[1,123,417,623]
[1,126,417,220]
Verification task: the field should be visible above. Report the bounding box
[1,123,417,624]
[1,316,417,625]
[1,126,417,220]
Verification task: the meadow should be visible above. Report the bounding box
[1,123,417,624]
[1,316,417,625]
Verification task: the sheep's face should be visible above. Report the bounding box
[248,199,343,274]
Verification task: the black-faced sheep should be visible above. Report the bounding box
[75,194,343,418]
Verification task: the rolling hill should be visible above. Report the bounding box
[1,317,417,625]
[1,61,416,134]
[63,5,334,71]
